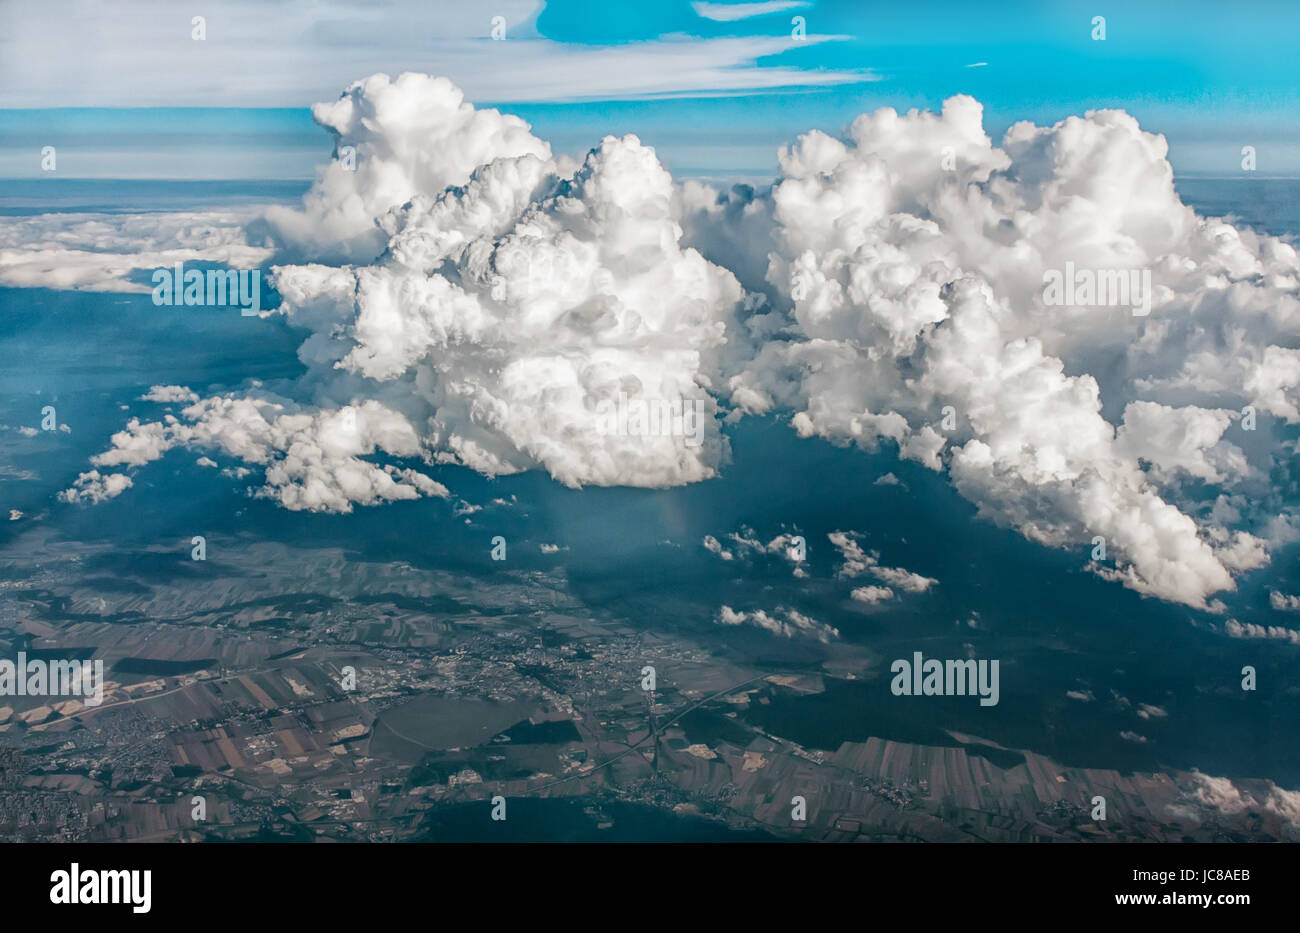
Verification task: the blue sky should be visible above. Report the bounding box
[1,0,1297,178]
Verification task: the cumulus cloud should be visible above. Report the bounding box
[73,73,743,511]
[716,604,838,642]
[1223,618,1300,645]
[828,531,937,593]
[1136,703,1168,720]
[1115,401,1248,484]
[1270,591,1300,612]
[52,75,1300,613]
[256,75,743,491]
[142,385,201,404]
[701,534,734,560]
[1266,785,1300,827]
[685,95,1298,609]
[1185,771,1300,831]
[850,585,894,604]
[702,527,807,575]
[59,470,133,504]
[258,73,554,263]
[84,396,449,512]
[1191,771,1251,814]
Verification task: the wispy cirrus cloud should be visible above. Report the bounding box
[692,1,811,23]
[0,0,871,107]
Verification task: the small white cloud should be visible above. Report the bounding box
[716,605,838,642]
[850,585,894,604]
[1136,703,1168,720]
[702,535,735,560]
[1223,618,1300,645]
[1270,591,1300,612]
[828,531,937,593]
[704,527,807,575]
[59,470,133,504]
[142,385,200,404]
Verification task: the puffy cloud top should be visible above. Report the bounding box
[261,73,552,263]
[691,95,1296,608]
[67,77,1300,610]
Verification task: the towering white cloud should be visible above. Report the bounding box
[260,72,553,263]
[77,73,742,510]
[59,76,1300,610]
[686,95,1297,608]
[271,127,742,489]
